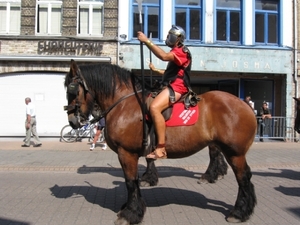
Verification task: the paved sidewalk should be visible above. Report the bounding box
[0,138,300,172]
[0,138,300,225]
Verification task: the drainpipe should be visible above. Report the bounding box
[294,0,298,97]
[294,0,298,141]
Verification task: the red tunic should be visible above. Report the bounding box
[168,47,190,94]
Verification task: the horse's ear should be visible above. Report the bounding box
[69,59,79,78]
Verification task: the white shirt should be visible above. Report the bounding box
[26,102,36,117]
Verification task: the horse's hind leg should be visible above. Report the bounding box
[198,145,228,184]
[140,158,159,187]
[226,155,256,222]
[115,149,146,225]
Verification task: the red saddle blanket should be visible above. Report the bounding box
[165,102,199,127]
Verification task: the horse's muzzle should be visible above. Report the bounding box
[68,115,80,129]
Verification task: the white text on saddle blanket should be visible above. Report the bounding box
[179,109,196,124]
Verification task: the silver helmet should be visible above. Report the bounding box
[165,25,186,47]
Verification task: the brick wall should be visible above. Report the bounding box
[0,0,118,74]
[20,0,36,35]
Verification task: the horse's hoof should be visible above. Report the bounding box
[197,177,209,184]
[226,216,242,223]
[140,181,151,187]
[115,217,130,225]
[217,175,224,180]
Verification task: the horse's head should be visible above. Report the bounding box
[293,97,300,133]
[64,60,94,129]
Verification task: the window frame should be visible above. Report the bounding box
[254,0,279,46]
[131,0,160,41]
[77,0,104,37]
[35,0,62,36]
[0,0,21,35]
[215,0,242,44]
[174,0,203,43]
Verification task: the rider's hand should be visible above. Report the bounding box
[137,31,148,43]
[149,62,155,71]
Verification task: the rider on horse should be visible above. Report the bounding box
[137,25,192,159]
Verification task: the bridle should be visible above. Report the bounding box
[64,71,142,124]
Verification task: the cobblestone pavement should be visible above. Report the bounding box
[0,138,299,225]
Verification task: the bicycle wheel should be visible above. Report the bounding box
[60,125,77,143]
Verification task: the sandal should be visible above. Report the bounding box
[146,144,167,159]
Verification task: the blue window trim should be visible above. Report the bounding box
[254,0,281,46]
[126,0,287,50]
[173,0,204,43]
[130,0,161,41]
[214,1,242,45]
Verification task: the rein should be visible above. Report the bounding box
[98,90,142,118]
[65,75,143,119]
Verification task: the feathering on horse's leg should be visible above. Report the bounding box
[226,155,256,223]
[140,158,159,187]
[115,149,146,225]
[198,145,228,184]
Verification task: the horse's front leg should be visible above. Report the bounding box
[115,148,146,225]
[140,158,159,187]
[198,144,228,184]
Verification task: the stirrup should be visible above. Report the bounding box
[146,144,167,160]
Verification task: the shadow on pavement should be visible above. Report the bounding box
[49,178,231,218]
[77,165,203,180]
[274,186,300,197]
[252,168,300,180]
[286,207,300,219]
[0,217,30,225]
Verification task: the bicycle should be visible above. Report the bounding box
[60,122,96,143]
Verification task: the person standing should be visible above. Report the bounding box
[244,95,256,114]
[90,117,107,151]
[137,25,192,159]
[259,102,272,142]
[22,97,42,147]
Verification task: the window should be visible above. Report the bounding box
[255,0,279,45]
[0,0,21,34]
[78,0,104,36]
[216,0,241,43]
[36,0,62,35]
[132,0,159,39]
[175,0,202,42]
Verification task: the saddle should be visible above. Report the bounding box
[144,85,200,155]
[146,85,200,122]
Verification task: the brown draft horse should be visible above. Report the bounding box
[64,60,257,225]
[293,97,300,133]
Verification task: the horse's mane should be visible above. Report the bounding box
[65,63,142,98]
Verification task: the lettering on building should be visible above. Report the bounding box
[37,41,103,56]
[200,60,271,71]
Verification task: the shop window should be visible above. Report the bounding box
[174,0,202,41]
[216,0,241,43]
[36,0,62,35]
[255,0,279,45]
[0,0,21,34]
[78,0,104,36]
[132,0,160,39]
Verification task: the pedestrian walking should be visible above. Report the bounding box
[22,97,42,147]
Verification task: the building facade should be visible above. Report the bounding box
[0,0,298,138]
[118,0,297,138]
[0,0,118,136]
